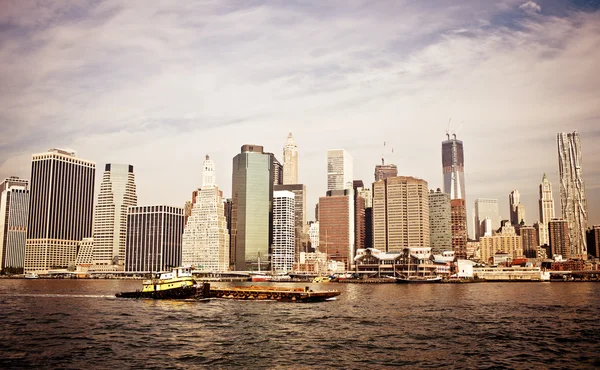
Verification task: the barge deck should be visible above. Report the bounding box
[209,285,340,302]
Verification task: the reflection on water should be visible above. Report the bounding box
[0,280,599,369]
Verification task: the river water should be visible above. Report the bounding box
[0,280,599,369]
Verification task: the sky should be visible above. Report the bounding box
[0,0,599,235]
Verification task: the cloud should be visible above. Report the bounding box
[519,1,542,14]
[0,0,599,231]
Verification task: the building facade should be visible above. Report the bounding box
[450,199,467,259]
[442,134,466,200]
[283,132,298,185]
[125,205,184,272]
[479,224,523,263]
[318,190,354,269]
[272,191,295,272]
[557,131,587,258]
[93,164,137,270]
[182,155,230,272]
[474,198,500,240]
[372,176,430,253]
[538,173,555,246]
[231,145,273,271]
[274,184,307,261]
[0,177,29,273]
[429,189,452,255]
[509,189,526,226]
[24,149,95,273]
[327,149,353,191]
[586,225,600,258]
[520,225,538,258]
[548,218,571,260]
[374,163,397,182]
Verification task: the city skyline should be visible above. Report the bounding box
[0,1,599,228]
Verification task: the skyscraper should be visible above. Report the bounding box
[372,176,430,253]
[125,205,184,272]
[283,132,298,185]
[374,163,398,182]
[538,173,555,246]
[450,199,467,259]
[274,184,307,261]
[231,145,273,271]
[318,189,354,269]
[24,149,95,273]
[0,177,29,273]
[557,131,587,258]
[272,190,295,272]
[429,189,452,254]
[327,149,353,191]
[271,155,283,186]
[509,190,526,226]
[182,155,229,272]
[442,134,466,200]
[520,225,538,258]
[93,164,137,270]
[474,198,500,240]
[548,218,570,259]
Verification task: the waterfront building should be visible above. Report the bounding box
[274,184,307,261]
[474,198,500,240]
[318,189,354,269]
[374,163,398,182]
[372,176,430,253]
[429,189,452,255]
[282,132,298,185]
[327,149,353,191]
[92,164,137,271]
[548,218,571,259]
[231,145,274,271]
[182,155,229,272]
[75,238,94,270]
[272,191,295,272]
[450,199,467,259]
[479,223,523,263]
[520,225,538,258]
[557,131,588,258]
[538,173,555,246]
[308,221,319,250]
[509,190,526,226]
[0,177,29,273]
[586,225,600,258]
[125,205,184,272]
[24,149,95,273]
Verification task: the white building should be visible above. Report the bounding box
[327,149,353,191]
[357,187,372,208]
[283,132,298,185]
[182,155,229,272]
[308,221,319,249]
[272,190,295,272]
[0,177,29,273]
[538,173,555,246]
[93,164,137,270]
[474,198,500,240]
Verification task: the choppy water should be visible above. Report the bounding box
[1,280,599,369]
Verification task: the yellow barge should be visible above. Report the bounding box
[210,285,340,302]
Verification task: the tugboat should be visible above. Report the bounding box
[115,267,209,299]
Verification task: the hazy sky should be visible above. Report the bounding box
[1,0,599,233]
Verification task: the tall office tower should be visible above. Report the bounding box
[557,131,587,258]
[450,199,467,259]
[442,134,466,200]
[308,221,319,250]
[352,181,366,251]
[93,164,137,270]
[182,155,230,272]
[0,177,29,273]
[538,173,555,246]
[357,187,372,208]
[429,189,452,255]
[374,163,398,182]
[327,149,353,191]
[75,238,94,268]
[274,184,306,262]
[125,205,184,272]
[356,186,373,249]
[479,223,523,263]
[271,155,283,186]
[372,176,430,253]
[520,225,538,258]
[272,191,295,272]
[318,189,355,269]
[283,132,298,185]
[548,218,571,259]
[24,149,95,273]
[586,225,600,258]
[184,200,193,226]
[231,145,273,271]
[474,198,500,240]
[509,190,526,225]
